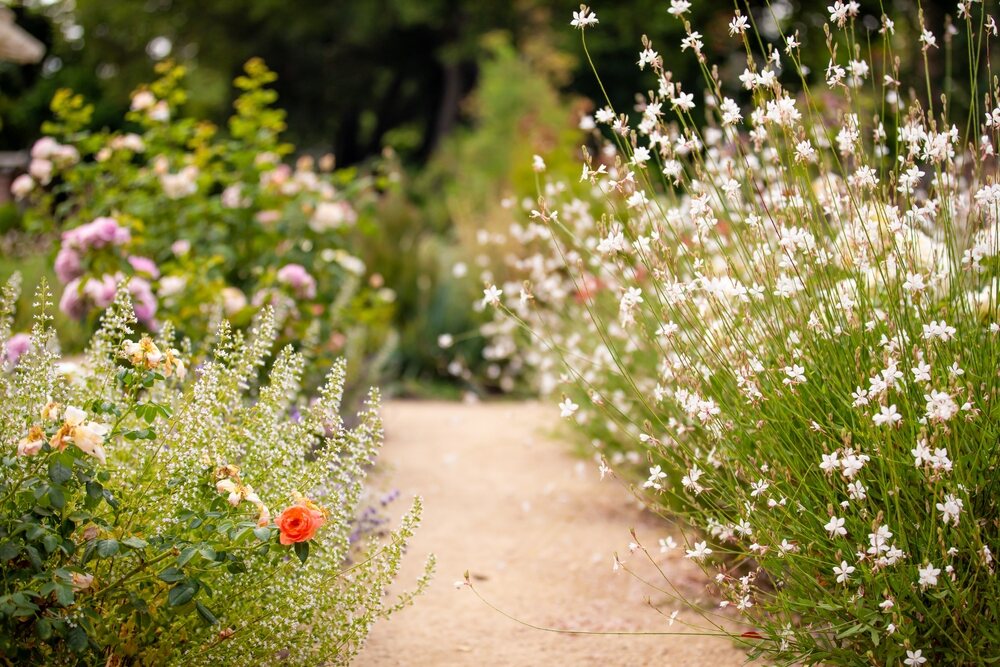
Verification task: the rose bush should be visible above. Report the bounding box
[14,59,396,399]
[0,276,431,664]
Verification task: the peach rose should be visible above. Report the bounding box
[275,501,325,545]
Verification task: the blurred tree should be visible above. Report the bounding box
[0,0,976,163]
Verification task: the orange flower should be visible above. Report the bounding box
[275,500,326,545]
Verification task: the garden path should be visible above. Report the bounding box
[357,400,746,666]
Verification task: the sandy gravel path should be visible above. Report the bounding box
[357,400,746,667]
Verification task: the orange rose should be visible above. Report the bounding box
[275,502,326,545]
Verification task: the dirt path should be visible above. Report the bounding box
[357,401,747,667]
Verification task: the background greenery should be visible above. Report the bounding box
[0,0,974,394]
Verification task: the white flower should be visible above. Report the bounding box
[868,525,893,555]
[667,0,691,17]
[833,560,855,584]
[570,5,598,29]
[922,320,956,341]
[919,28,938,50]
[728,14,749,35]
[936,493,964,526]
[925,390,958,422]
[824,516,847,537]
[559,398,579,418]
[828,1,859,27]
[820,451,841,474]
[904,650,927,666]
[782,364,806,386]
[643,465,667,490]
[873,404,901,426]
[532,154,546,172]
[685,541,712,560]
[682,465,704,494]
[481,285,503,308]
[917,562,941,587]
[671,92,695,112]
[631,146,651,165]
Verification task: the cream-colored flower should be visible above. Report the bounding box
[41,401,62,422]
[71,421,109,465]
[17,425,45,457]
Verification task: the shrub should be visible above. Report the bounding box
[13,59,396,397]
[484,3,1000,664]
[0,276,431,664]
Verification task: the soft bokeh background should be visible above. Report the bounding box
[0,0,965,395]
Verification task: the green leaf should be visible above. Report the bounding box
[168,582,198,607]
[41,534,60,554]
[158,567,185,583]
[54,584,74,607]
[48,486,65,510]
[24,545,42,569]
[226,560,247,574]
[49,460,72,485]
[293,541,309,564]
[103,490,119,510]
[122,537,148,549]
[96,539,119,558]
[67,625,88,652]
[35,617,52,640]
[85,481,103,499]
[177,546,197,567]
[0,542,20,561]
[195,601,219,625]
[253,527,272,542]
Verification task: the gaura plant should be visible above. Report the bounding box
[483,2,1000,664]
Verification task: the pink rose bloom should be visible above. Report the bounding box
[83,275,118,309]
[63,217,130,250]
[10,174,34,199]
[54,247,83,284]
[171,239,191,257]
[129,278,158,328]
[4,333,31,366]
[29,159,52,185]
[30,137,59,160]
[52,145,80,168]
[255,209,281,225]
[89,217,131,247]
[59,280,87,319]
[127,256,160,279]
[276,264,317,300]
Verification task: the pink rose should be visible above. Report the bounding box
[276,264,317,300]
[54,247,83,284]
[127,256,160,279]
[4,333,31,366]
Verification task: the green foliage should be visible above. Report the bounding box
[483,3,1000,664]
[0,279,432,664]
[16,59,395,400]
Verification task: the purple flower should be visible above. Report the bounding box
[83,274,118,309]
[127,255,160,279]
[54,247,83,284]
[59,280,87,319]
[276,263,317,300]
[89,216,131,247]
[63,217,130,250]
[129,277,158,328]
[3,333,31,366]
